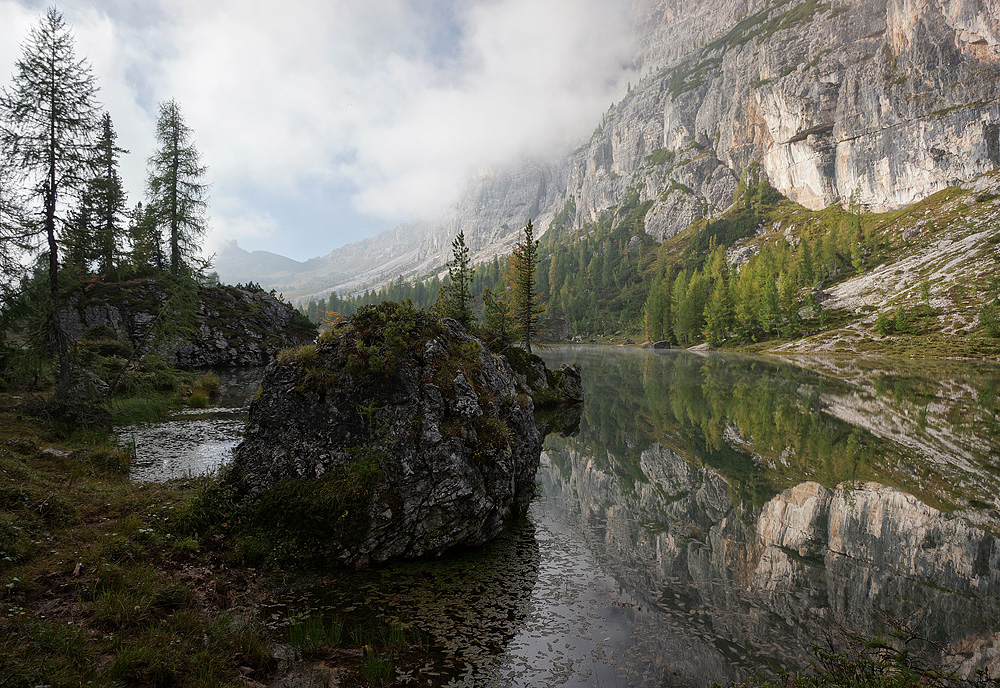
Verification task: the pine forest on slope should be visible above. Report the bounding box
[277,0,1000,357]
[300,169,1000,359]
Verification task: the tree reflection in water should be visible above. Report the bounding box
[537,346,1000,684]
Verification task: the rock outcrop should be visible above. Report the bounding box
[56,279,316,369]
[226,302,582,568]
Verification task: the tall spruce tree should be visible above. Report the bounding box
[146,99,208,276]
[126,201,165,274]
[0,6,100,392]
[89,112,128,276]
[510,219,541,353]
[435,230,473,327]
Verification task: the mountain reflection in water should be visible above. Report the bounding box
[533,345,1000,684]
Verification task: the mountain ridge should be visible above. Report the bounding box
[215,0,1000,306]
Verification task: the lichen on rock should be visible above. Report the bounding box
[225,301,583,568]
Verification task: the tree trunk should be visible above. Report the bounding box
[46,176,70,396]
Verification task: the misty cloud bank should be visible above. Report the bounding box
[0,0,635,259]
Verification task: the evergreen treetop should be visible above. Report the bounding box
[146,98,209,277]
[435,230,474,328]
[510,220,541,353]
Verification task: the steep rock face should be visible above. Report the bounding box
[227,305,581,567]
[568,0,1000,234]
[56,280,316,369]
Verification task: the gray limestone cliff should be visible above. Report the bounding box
[567,0,1000,241]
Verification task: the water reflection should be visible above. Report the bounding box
[120,368,262,482]
[123,348,1000,684]
[536,346,1000,682]
[539,346,1000,515]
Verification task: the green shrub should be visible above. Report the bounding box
[186,389,209,408]
[893,307,910,334]
[875,311,892,335]
[192,372,220,398]
[983,297,1000,337]
[645,148,676,166]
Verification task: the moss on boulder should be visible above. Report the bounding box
[224,301,581,568]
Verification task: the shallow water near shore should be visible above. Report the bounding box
[123,347,1000,685]
[119,368,262,482]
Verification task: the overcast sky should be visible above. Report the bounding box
[0,1,636,262]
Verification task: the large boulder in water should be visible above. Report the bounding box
[226,302,581,568]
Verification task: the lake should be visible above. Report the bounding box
[121,346,1000,686]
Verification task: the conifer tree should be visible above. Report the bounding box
[63,197,95,272]
[126,201,165,275]
[89,113,128,276]
[703,280,732,346]
[146,99,208,276]
[435,230,474,327]
[510,220,541,353]
[0,6,101,392]
[644,274,664,342]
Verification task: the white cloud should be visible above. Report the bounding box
[0,0,635,259]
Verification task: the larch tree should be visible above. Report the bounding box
[0,6,100,392]
[146,99,208,276]
[510,219,541,353]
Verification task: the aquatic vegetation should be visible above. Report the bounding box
[288,614,344,659]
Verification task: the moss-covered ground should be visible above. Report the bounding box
[0,389,442,687]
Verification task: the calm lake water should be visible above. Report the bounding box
[120,368,262,482]
[121,347,1000,686]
